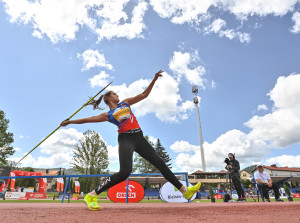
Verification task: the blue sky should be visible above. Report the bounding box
[1,0,300,173]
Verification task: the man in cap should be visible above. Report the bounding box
[225,153,246,201]
[254,164,283,202]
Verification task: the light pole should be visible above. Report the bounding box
[192,86,206,172]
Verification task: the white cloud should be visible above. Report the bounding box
[10,153,73,168]
[150,0,300,42]
[2,0,96,44]
[150,0,299,21]
[15,147,22,152]
[40,128,83,155]
[89,71,111,88]
[218,29,251,43]
[171,130,269,172]
[149,0,216,24]
[204,18,251,43]
[170,140,199,153]
[246,74,300,148]
[222,0,299,18]
[291,12,300,33]
[204,18,226,33]
[95,1,148,41]
[19,135,29,140]
[2,0,148,43]
[257,104,268,111]
[78,49,113,71]
[265,154,300,167]
[169,50,207,87]
[150,0,299,24]
[3,0,299,45]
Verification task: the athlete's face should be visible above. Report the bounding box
[108,91,120,103]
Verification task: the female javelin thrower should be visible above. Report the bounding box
[61,70,201,210]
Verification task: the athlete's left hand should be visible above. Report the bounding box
[154,70,163,80]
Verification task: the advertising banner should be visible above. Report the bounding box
[214,194,223,199]
[293,193,300,198]
[108,180,144,203]
[5,192,26,199]
[159,180,197,203]
[25,192,47,199]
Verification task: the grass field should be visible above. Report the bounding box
[1,198,299,203]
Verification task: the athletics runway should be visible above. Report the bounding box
[1,202,300,223]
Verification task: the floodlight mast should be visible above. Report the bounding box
[192,85,206,172]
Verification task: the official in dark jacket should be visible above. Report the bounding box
[225,153,246,201]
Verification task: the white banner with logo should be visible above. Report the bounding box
[159,180,197,203]
[5,192,27,199]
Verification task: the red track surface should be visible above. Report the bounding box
[1,202,300,223]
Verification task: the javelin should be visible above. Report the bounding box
[16,81,113,165]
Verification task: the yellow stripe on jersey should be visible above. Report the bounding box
[113,107,130,122]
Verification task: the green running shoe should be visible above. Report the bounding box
[84,194,102,211]
[183,182,201,200]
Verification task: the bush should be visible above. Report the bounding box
[209,184,215,197]
[284,184,291,197]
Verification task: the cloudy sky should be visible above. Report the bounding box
[1,0,300,173]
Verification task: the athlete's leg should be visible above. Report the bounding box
[134,132,183,190]
[93,133,135,195]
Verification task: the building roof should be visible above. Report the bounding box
[254,164,300,172]
[38,170,59,176]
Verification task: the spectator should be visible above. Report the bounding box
[254,164,283,202]
[280,187,286,196]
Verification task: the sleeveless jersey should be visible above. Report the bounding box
[108,102,141,133]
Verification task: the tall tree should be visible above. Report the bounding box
[153,139,172,172]
[0,110,15,165]
[70,130,109,193]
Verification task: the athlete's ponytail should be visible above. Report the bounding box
[102,91,113,104]
[88,91,113,110]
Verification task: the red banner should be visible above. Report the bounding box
[25,192,47,199]
[293,193,300,198]
[108,180,144,203]
[214,194,223,199]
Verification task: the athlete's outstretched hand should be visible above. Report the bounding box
[60,119,70,126]
[154,70,163,80]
